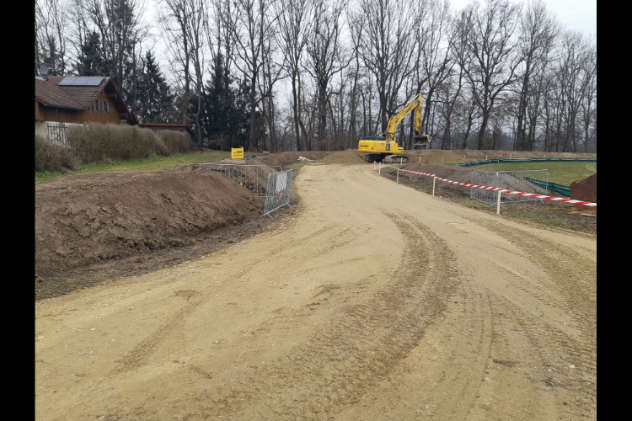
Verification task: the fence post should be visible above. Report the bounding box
[496,189,502,215]
[397,168,399,184]
[432,176,436,197]
[379,161,382,175]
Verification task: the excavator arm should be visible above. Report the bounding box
[382,93,427,143]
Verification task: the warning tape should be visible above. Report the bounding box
[383,166,597,208]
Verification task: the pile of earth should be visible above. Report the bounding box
[570,173,597,213]
[35,169,262,280]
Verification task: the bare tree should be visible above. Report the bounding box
[413,0,453,135]
[579,44,596,152]
[35,0,69,75]
[513,0,557,150]
[276,0,313,150]
[160,0,206,143]
[223,0,280,151]
[350,0,416,133]
[461,0,522,149]
[304,0,350,149]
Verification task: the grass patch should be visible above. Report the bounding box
[36,150,230,184]
[470,161,596,185]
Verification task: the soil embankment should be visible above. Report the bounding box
[35,169,262,291]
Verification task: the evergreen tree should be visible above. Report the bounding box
[199,54,251,149]
[75,31,105,76]
[135,50,175,123]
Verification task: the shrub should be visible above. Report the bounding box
[157,130,193,154]
[67,123,168,163]
[35,135,78,172]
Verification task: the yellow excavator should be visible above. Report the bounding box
[357,93,430,162]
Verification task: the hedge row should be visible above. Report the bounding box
[35,123,192,172]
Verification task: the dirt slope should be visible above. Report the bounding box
[35,169,261,278]
[35,155,596,420]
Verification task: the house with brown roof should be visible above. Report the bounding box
[35,75,138,145]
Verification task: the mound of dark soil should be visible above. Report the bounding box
[35,169,262,278]
[570,173,597,213]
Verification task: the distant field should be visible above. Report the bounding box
[471,161,596,185]
[35,150,230,183]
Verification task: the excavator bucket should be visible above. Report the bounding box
[412,133,431,150]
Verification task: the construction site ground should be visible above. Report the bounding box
[36,150,596,420]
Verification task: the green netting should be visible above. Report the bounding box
[457,158,596,167]
[524,177,571,197]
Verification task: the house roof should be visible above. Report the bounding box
[35,75,138,124]
[34,76,84,111]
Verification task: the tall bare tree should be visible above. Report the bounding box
[350,0,416,134]
[304,0,350,149]
[35,0,69,75]
[513,0,557,150]
[276,0,313,150]
[160,0,206,143]
[223,0,280,151]
[461,0,522,149]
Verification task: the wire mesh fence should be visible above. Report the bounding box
[263,169,295,216]
[469,169,550,205]
[195,162,294,215]
[195,162,281,195]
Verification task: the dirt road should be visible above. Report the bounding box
[35,161,596,420]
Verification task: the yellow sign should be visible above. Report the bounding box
[231,147,244,159]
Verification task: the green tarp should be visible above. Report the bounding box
[457,158,596,167]
[524,177,571,197]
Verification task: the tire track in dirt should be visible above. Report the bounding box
[141,212,460,420]
[461,217,596,420]
[112,224,354,375]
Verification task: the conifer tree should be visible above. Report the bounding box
[135,50,175,123]
[75,31,105,75]
[200,53,251,149]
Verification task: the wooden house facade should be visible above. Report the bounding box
[35,75,138,145]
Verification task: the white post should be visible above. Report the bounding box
[397,168,400,184]
[432,176,436,197]
[379,161,382,175]
[496,190,502,215]
[400,156,403,166]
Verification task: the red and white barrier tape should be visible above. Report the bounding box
[381,166,597,208]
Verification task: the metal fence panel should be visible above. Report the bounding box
[263,169,294,216]
[470,169,550,205]
[195,162,293,215]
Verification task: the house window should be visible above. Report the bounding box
[106,102,110,112]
